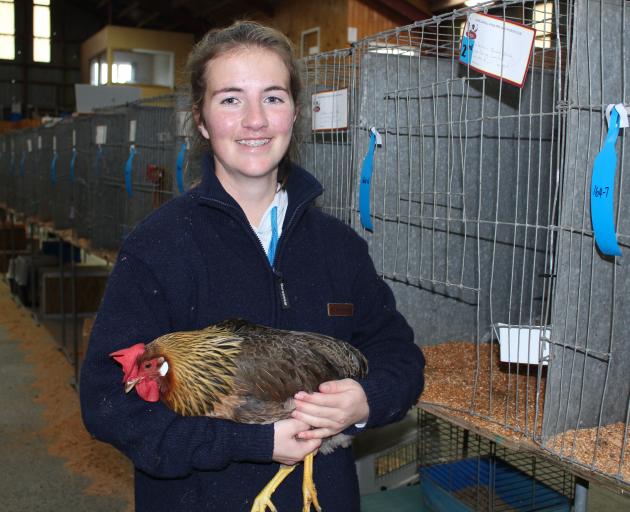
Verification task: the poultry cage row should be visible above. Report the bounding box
[0,94,196,254]
[0,0,629,493]
[296,0,630,493]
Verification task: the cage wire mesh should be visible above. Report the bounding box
[296,48,356,223]
[52,118,77,231]
[89,110,128,251]
[38,123,56,223]
[73,115,95,241]
[294,0,630,489]
[121,95,176,239]
[418,409,574,511]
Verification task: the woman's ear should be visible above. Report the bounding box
[193,107,210,140]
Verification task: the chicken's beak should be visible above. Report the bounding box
[125,377,142,393]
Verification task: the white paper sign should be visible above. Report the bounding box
[27,139,32,152]
[72,129,76,147]
[312,89,348,131]
[129,119,137,143]
[37,136,42,150]
[95,125,107,145]
[52,136,56,151]
[459,13,535,88]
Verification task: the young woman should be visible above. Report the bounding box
[80,21,424,512]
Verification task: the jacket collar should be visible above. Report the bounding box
[195,152,324,221]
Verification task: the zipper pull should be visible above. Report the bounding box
[273,270,290,309]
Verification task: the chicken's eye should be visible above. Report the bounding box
[144,362,152,369]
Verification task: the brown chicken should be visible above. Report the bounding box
[110,318,368,512]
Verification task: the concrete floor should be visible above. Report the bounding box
[2,280,630,512]
[0,322,128,512]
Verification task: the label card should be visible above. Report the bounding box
[27,139,32,152]
[460,13,536,88]
[312,88,348,131]
[129,119,137,143]
[37,135,42,150]
[95,125,107,145]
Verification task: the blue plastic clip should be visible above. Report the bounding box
[124,145,136,198]
[176,141,187,194]
[359,127,382,231]
[70,147,77,183]
[591,107,625,256]
[50,151,58,185]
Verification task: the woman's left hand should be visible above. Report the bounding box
[291,379,369,440]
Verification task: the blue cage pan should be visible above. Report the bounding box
[420,457,571,512]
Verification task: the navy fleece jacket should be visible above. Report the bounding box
[79,155,425,512]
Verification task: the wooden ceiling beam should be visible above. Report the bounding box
[374,0,431,21]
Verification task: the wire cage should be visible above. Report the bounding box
[72,115,95,241]
[37,123,57,223]
[296,48,357,223]
[121,95,176,239]
[51,118,78,230]
[296,0,630,490]
[418,410,574,511]
[8,130,29,215]
[89,111,128,251]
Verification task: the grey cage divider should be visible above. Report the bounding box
[51,118,76,230]
[543,0,630,485]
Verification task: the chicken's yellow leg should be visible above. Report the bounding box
[251,464,297,512]
[302,451,321,512]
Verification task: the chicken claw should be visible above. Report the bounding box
[251,464,297,512]
[302,452,322,512]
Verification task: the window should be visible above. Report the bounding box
[0,0,15,60]
[112,62,134,84]
[33,0,51,63]
[112,49,174,87]
[89,52,108,85]
[533,2,553,49]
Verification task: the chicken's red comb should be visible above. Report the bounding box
[110,343,146,381]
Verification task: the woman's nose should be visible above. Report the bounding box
[242,102,268,130]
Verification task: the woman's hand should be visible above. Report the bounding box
[291,379,369,440]
[272,418,321,465]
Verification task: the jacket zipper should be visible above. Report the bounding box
[201,193,319,317]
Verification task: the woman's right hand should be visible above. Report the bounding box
[272,418,321,465]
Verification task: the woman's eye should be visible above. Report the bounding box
[266,96,284,104]
[220,97,238,105]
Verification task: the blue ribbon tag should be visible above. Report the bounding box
[176,141,187,194]
[50,151,58,185]
[359,127,382,231]
[70,147,77,183]
[591,108,622,256]
[19,153,25,176]
[124,145,136,198]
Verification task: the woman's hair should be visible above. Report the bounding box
[186,21,302,183]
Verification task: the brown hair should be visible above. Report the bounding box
[186,20,302,183]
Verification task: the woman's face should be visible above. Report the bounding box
[197,46,296,183]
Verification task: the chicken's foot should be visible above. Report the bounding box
[302,451,321,512]
[251,464,296,512]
